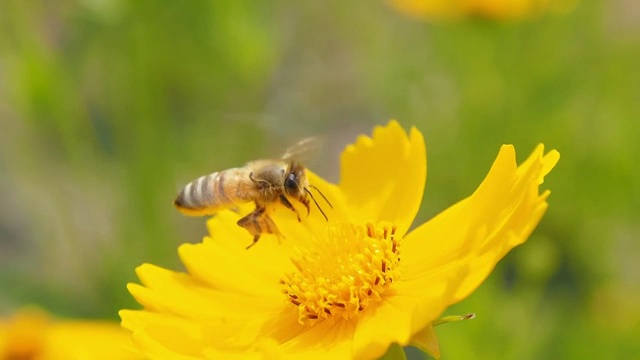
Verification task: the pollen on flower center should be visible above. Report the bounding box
[280,222,401,325]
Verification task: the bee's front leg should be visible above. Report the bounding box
[279,194,301,222]
[249,172,270,189]
[237,206,281,249]
[301,197,310,216]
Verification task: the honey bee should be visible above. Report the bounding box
[174,139,331,249]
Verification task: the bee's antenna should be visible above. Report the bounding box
[304,188,329,221]
[309,185,333,209]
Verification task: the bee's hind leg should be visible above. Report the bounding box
[279,194,302,222]
[237,206,281,249]
[246,235,261,250]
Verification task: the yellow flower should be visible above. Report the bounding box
[120,120,559,359]
[388,0,577,20]
[0,307,137,359]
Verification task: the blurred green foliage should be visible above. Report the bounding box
[0,0,638,358]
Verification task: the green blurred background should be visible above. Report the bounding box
[0,0,638,359]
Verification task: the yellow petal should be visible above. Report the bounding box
[1,308,135,360]
[303,170,350,224]
[131,329,202,360]
[0,308,48,359]
[410,325,440,359]
[204,337,287,360]
[123,310,283,359]
[339,120,426,236]
[180,210,292,297]
[120,310,204,358]
[403,144,559,303]
[397,255,466,307]
[202,346,266,360]
[128,264,281,320]
[351,295,419,360]
[46,321,137,359]
[276,320,354,360]
[452,146,558,302]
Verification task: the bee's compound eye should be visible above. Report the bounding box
[285,173,298,194]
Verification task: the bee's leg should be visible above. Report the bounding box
[249,172,270,189]
[246,235,260,250]
[237,206,281,249]
[279,194,301,222]
[301,197,311,216]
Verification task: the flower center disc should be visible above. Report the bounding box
[281,222,401,325]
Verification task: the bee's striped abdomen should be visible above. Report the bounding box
[174,171,229,215]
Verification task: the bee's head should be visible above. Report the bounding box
[284,162,307,198]
[284,161,332,221]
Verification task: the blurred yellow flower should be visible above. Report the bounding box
[389,0,577,20]
[0,307,137,360]
[120,120,559,359]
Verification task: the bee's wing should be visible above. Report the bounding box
[281,137,322,161]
